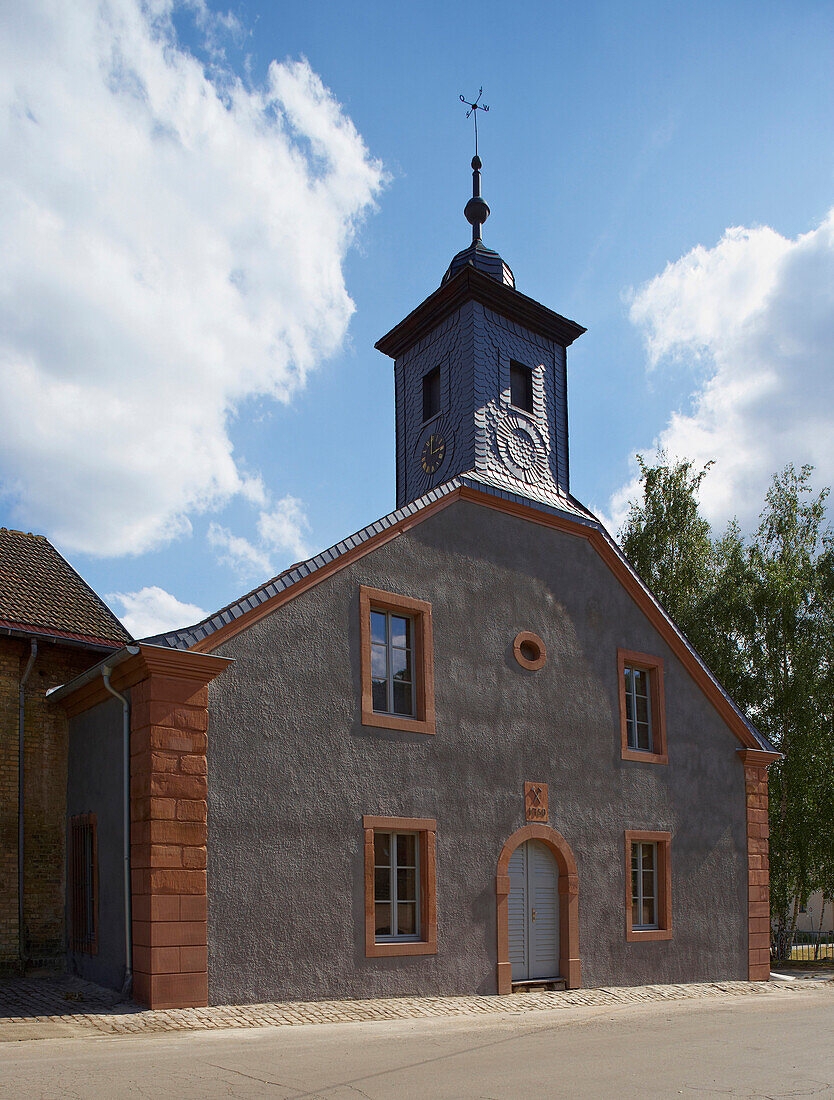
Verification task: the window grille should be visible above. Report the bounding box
[69,813,98,954]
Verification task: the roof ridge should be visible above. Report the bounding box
[175,563,302,638]
[0,527,48,540]
[149,482,465,647]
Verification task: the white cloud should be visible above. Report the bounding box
[0,0,384,556]
[610,211,834,533]
[107,585,207,638]
[257,495,310,561]
[208,494,311,580]
[207,521,273,578]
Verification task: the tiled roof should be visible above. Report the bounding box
[0,528,131,647]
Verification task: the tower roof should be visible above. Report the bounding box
[441,240,515,288]
[442,155,515,288]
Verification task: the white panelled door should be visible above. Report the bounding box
[507,839,560,982]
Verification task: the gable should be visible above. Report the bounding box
[176,484,770,753]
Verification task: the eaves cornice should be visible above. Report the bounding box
[375,267,586,359]
[50,642,232,718]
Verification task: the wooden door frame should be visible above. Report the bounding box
[496,824,580,993]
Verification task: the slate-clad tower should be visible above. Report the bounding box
[376,156,586,510]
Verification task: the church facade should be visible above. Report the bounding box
[53,158,778,1009]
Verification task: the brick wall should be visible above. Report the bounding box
[0,637,101,972]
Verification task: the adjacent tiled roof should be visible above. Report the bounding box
[0,528,131,647]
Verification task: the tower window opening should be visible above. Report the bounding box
[422,367,441,422]
[510,361,534,413]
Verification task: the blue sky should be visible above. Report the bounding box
[1,0,832,636]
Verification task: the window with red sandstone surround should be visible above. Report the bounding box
[618,649,668,764]
[363,816,437,957]
[625,830,672,942]
[359,586,435,735]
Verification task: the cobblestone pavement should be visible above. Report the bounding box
[1,973,831,1042]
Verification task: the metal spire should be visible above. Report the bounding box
[460,89,490,243]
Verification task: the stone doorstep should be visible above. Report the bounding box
[0,976,832,1042]
[511,978,567,993]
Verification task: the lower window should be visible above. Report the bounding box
[69,813,98,954]
[374,831,420,940]
[631,841,659,928]
[625,830,672,942]
[363,816,437,957]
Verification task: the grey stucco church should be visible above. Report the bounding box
[54,156,778,1010]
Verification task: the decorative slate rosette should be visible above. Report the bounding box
[494,414,548,484]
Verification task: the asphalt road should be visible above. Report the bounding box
[1,986,832,1099]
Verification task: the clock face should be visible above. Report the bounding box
[420,433,446,475]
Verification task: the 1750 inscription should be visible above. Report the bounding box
[524,782,548,822]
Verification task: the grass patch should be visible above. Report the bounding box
[771,956,834,971]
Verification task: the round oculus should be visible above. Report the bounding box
[420,433,446,475]
[513,631,547,671]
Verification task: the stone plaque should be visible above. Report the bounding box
[524,782,548,822]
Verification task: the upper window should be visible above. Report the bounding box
[422,366,441,422]
[624,665,652,751]
[363,815,437,957]
[617,649,667,764]
[360,586,435,735]
[371,609,414,718]
[625,830,672,941]
[69,813,98,955]
[509,361,534,413]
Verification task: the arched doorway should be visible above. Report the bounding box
[496,824,580,994]
[508,839,560,982]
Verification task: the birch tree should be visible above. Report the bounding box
[620,459,834,955]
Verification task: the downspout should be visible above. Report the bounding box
[18,639,37,968]
[101,668,132,997]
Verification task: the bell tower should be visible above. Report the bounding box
[375,154,585,511]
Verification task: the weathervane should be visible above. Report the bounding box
[460,88,489,157]
[459,88,491,243]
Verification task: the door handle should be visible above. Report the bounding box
[531,908,536,922]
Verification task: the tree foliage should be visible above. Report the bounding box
[620,454,715,649]
[620,458,834,945]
